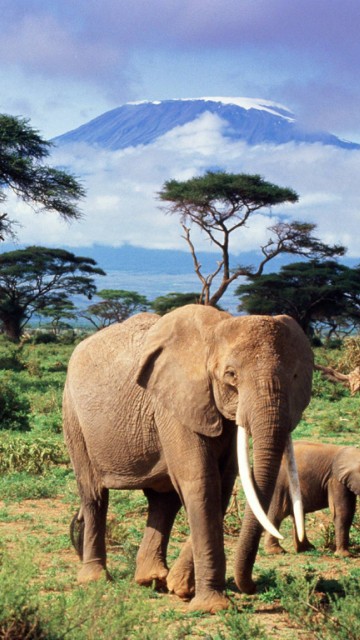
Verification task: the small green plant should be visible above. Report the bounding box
[0,549,62,639]
[214,606,270,640]
[0,467,72,501]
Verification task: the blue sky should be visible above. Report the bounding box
[1,0,360,141]
[1,1,359,258]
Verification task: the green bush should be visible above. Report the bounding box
[0,339,24,371]
[0,549,63,640]
[0,374,31,431]
[0,435,68,473]
[311,370,347,401]
[30,331,58,344]
[277,568,360,640]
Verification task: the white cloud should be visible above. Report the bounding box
[7,115,360,259]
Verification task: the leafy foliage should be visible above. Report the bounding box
[276,569,360,640]
[81,289,150,328]
[0,434,67,472]
[236,260,360,337]
[0,114,85,240]
[151,292,201,315]
[159,171,345,306]
[0,374,30,431]
[0,246,105,340]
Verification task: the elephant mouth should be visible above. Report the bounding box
[237,426,304,541]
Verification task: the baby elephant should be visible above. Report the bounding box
[264,441,360,556]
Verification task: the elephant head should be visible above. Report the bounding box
[333,447,360,495]
[137,304,313,592]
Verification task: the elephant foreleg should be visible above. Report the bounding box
[135,489,181,589]
[167,449,237,600]
[181,477,229,613]
[77,488,110,584]
[167,457,236,603]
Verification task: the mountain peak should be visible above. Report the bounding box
[53,97,359,151]
[126,96,294,120]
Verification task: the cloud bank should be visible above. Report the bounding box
[8,112,360,260]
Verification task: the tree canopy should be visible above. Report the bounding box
[159,170,345,306]
[0,246,105,340]
[236,260,360,337]
[0,114,85,240]
[81,289,150,329]
[151,292,202,316]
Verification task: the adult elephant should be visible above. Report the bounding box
[63,305,313,613]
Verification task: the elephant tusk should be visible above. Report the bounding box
[284,436,305,543]
[237,426,284,540]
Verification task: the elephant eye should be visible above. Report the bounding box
[224,368,237,386]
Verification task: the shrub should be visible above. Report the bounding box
[277,568,360,640]
[0,435,68,473]
[0,338,24,371]
[311,370,347,401]
[31,331,58,344]
[0,549,62,640]
[0,374,31,431]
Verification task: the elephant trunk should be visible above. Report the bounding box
[234,398,299,594]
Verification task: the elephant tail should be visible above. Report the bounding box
[70,509,84,560]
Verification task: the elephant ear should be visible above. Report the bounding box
[333,448,360,495]
[136,304,230,437]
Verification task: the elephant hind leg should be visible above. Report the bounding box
[135,489,181,590]
[167,538,195,599]
[77,488,110,584]
[330,483,356,556]
[63,388,110,582]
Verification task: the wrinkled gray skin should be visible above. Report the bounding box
[63,304,313,613]
[265,441,360,556]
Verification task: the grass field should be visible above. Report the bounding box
[0,333,359,639]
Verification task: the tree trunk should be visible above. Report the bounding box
[1,313,23,342]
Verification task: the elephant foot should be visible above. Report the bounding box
[135,558,169,591]
[264,543,286,555]
[167,560,195,599]
[77,561,111,584]
[295,541,315,553]
[235,575,257,595]
[188,591,230,614]
[335,548,351,558]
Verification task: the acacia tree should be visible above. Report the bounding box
[151,292,201,316]
[0,114,85,240]
[236,260,360,337]
[0,246,105,341]
[81,289,150,329]
[39,300,77,336]
[159,171,345,306]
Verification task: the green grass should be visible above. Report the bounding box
[0,335,359,638]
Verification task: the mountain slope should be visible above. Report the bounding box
[53,97,360,150]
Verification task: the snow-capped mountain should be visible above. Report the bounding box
[53,97,360,150]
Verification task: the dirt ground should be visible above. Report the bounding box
[1,494,359,639]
